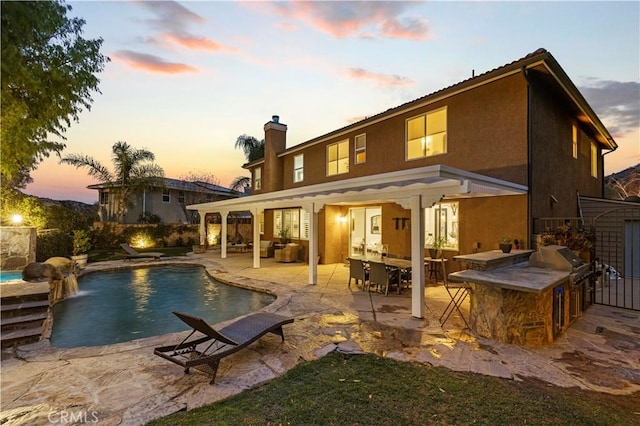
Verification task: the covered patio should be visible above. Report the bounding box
[189,164,527,319]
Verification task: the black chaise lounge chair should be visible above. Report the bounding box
[154,311,294,384]
[120,243,164,260]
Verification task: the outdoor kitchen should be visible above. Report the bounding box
[449,246,593,346]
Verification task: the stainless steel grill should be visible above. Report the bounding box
[529,245,592,285]
[529,245,593,332]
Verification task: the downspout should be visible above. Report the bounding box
[521,66,533,246]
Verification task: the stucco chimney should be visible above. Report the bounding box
[263,115,287,192]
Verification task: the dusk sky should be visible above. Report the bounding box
[22,1,640,204]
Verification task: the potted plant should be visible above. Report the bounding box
[427,235,447,258]
[279,227,291,245]
[71,229,92,269]
[499,236,512,253]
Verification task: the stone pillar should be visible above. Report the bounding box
[0,226,36,270]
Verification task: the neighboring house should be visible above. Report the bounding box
[89,178,243,224]
[188,49,617,317]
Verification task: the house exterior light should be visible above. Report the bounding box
[12,214,23,225]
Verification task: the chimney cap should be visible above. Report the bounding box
[272,115,279,123]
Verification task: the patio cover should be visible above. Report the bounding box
[188,164,527,318]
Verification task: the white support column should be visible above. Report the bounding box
[252,208,262,269]
[221,211,229,259]
[302,203,318,285]
[199,211,207,246]
[410,194,426,318]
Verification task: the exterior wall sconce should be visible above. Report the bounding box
[337,215,348,224]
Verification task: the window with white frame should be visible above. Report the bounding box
[355,134,366,164]
[293,154,304,183]
[162,189,170,203]
[424,201,458,250]
[99,191,108,205]
[572,124,578,159]
[590,142,598,178]
[254,167,262,190]
[273,208,310,240]
[259,211,264,235]
[327,139,349,176]
[407,107,447,160]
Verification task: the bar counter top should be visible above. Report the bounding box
[454,249,534,271]
[448,261,569,293]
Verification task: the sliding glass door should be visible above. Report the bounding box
[349,207,381,257]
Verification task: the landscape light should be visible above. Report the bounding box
[12,214,23,225]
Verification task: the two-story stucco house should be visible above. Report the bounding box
[188,49,617,318]
[90,178,243,224]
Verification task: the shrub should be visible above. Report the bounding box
[36,230,72,261]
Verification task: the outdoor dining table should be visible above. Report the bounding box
[348,256,414,294]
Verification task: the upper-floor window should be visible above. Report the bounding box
[590,142,598,178]
[294,154,304,183]
[178,191,185,204]
[355,134,366,164]
[327,139,349,176]
[254,167,262,190]
[425,201,459,251]
[273,208,310,240]
[99,191,108,205]
[572,124,578,159]
[162,189,170,203]
[407,107,447,160]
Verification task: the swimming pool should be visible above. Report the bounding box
[1,270,23,282]
[50,265,276,348]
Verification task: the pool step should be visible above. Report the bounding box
[1,288,50,349]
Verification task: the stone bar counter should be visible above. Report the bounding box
[449,250,570,346]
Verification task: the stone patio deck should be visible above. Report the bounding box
[1,251,639,425]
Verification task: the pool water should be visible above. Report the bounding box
[1,270,23,282]
[51,265,275,348]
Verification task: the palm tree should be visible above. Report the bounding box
[61,141,164,223]
[230,176,251,193]
[235,134,264,163]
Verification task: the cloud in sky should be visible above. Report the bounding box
[579,79,640,138]
[123,0,235,73]
[270,1,431,40]
[113,50,197,74]
[346,67,415,88]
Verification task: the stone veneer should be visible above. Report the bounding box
[470,283,554,346]
[0,226,36,270]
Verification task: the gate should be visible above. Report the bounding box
[592,207,640,311]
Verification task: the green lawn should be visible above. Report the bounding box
[149,351,639,426]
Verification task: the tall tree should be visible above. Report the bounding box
[230,176,251,193]
[61,141,164,223]
[1,0,109,188]
[235,134,265,163]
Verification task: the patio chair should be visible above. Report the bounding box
[154,311,294,384]
[120,243,164,260]
[348,258,369,290]
[438,255,471,328]
[368,260,400,295]
[274,243,300,262]
[259,240,274,258]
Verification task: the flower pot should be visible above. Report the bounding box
[499,243,512,254]
[71,254,88,269]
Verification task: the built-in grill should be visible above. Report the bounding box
[529,245,592,284]
[529,245,593,334]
